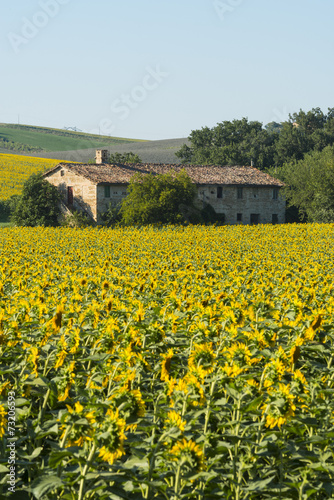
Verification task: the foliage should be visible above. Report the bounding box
[0,199,11,222]
[120,169,197,224]
[108,152,142,163]
[100,202,123,226]
[1,224,334,499]
[11,173,62,227]
[200,202,225,224]
[59,209,95,228]
[176,108,334,170]
[265,121,283,134]
[176,118,278,170]
[89,152,142,165]
[280,146,334,222]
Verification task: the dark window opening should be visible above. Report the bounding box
[250,213,260,224]
[60,170,65,177]
[237,213,242,222]
[217,186,223,198]
[237,187,243,199]
[67,186,73,205]
[273,188,279,200]
[104,186,110,198]
[272,214,278,224]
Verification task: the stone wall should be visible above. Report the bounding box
[96,184,128,222]
[196,185,285,224]
[45,167,97,220]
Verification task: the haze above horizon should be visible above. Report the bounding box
[1,0,333,141]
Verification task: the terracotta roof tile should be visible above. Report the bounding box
[44,162,285,187]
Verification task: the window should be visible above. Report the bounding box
[237,213,242,222]
[104,186,110,198]
[217,186,223,198]
[272,214,278,224]
[237,187,243,199]
[67,186,73,205]
[273,188,279,200]
[250,213,260,224]
[60,170,64,177]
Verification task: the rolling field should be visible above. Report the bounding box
[0,124,145,153]
[0,123,188,164]
[0,224,334,499]
[33,138,190,164]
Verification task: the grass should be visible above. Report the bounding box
[0,123,146,152]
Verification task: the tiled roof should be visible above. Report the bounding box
[44,163,285,187]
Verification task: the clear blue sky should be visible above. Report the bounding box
[1,0,333,140]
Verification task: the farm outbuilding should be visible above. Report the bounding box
[43,151,285,224]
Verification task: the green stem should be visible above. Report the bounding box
[78,443,97,500]
[38,388,50,425]
[174,464,181,499]
[57,424,73,477]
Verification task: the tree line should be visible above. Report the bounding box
[176,107,334,170]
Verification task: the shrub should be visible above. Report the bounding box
[11,173,62,227]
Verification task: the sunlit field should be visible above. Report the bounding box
[0,154,69,200]
[1,224,334,499]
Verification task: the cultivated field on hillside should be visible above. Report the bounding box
[0,154,71,200]
[0,224,334,499]
[0,124,144,153]
[0,124,189,164]
[33,138,190,164]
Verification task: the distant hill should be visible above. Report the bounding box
[31,138,189,164]
[0,123,145,153]
[0,123,189,164]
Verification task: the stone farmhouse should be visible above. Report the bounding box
[43,149,285,224]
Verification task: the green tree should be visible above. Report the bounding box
[109,152,142,163]
[177,108,334,171]
[275,107,334,165]
[120,170,197,225]
[176,118,278,170]
[88,152,142,164]
[11,173,62,226]
[280,145,334,222]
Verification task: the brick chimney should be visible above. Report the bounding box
[95,149,109,164]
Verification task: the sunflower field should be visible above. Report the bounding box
[1,224,334,499]
[0,154,69,200]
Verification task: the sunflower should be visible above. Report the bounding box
[97,409,126,465]
[262,383,296,429]
[58,361,76,401]
[169,438,205,471]
[165,410,186,433]
[161,349,174,382]
[188,343,216,376]
[52,305,63,331]
[61,401,96,447]
[224,342,254,366]
[109,387,146,424]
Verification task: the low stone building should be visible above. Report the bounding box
[43,154,285,224]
